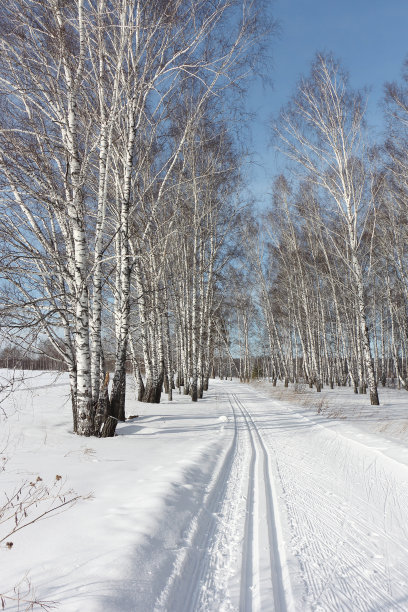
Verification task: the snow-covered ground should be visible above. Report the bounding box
[2,371,408,611]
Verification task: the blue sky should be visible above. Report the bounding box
[247,0,408,203]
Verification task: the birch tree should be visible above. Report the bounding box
[275,53,380,405]
[0,0,272,432]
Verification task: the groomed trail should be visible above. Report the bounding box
[151,381,408,612]
[5,373,408,611]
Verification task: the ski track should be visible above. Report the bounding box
[154,383,408,611]
[155,389,290,612]
[232,392,288,612]
[154,394,244,612]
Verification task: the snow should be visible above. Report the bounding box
[2,371,408,610]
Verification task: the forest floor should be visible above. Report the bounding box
[2,371,408,611]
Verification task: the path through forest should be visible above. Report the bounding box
[3,374,408,611]
[152,381,408,612]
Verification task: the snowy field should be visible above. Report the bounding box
[2,371,408,611]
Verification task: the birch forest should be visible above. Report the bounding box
[1,1,408,438]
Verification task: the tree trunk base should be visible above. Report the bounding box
[370,389,380,405]
[100,415,118,438]
[381,376,386,387]
[137,383,145,402]
[110,369,126,421]
[142,379,162,403]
